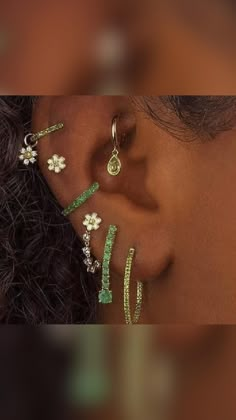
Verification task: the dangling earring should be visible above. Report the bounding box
[82,213,102,273]
[123,248,143,324]
[107,116,122,176]
[99,225,118,304]
[19,122,64,166]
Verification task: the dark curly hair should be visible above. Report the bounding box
[0,96,97,323]
[1,96,236,323]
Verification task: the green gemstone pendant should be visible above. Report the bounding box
[98,289,113,304]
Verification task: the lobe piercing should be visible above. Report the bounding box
[99,225,118,304]
[124,248,143,324]
[82,213,102,274]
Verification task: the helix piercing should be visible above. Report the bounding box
[47,154,66,173]
[19,122,64,166]
[62,182,100,217]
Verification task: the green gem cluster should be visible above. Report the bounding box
[62,182,100,217]
[99,225,117,304]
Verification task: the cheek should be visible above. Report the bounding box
[147,139,236,322]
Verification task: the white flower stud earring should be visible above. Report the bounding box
[82,213,102,274]
[47,154,66,173]
[19,134,38,166]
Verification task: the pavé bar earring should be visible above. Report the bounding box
[82,213,102,273]
[19,123,64,166]
[124,248,143,324]
[107,116,122,176]
[99,225,118,304]
[62,182,100,217]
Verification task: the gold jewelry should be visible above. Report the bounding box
[62,183,100,217]
[124,248,143,324]
[107,116,122,176]
[99,225,118,304]
[19,123,64,166]
[82,213,102,274]
[47,154,66,173]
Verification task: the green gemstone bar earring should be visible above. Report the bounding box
[62,182,100,217]
[99,225,118,304]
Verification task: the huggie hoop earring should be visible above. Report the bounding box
[19,122,64,166]
[107,116,122,176]
[124,248,143,325]
[62,182,100,217]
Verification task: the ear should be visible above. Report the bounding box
[33,96,173,323]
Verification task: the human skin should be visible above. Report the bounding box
[0,0,116,94]
[33,95,236,323]
[157,326,236,420]
[124,0,236,93]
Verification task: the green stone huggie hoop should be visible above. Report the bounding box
[99,225,118,304]
[62,182,100,217]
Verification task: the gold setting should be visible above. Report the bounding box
[124,248,143,325]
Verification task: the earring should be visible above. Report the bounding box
[19,134,38,166]
[62,182,100,217]
[82,213,102,274]
[123,248,143,324]
[107,116,122,176]
[47,154,66,173]
[99,225,118,304]
[19,123,64,166]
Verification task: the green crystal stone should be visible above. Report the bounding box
[98,289,112,304]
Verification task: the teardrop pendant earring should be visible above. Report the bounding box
[107,116,122,176]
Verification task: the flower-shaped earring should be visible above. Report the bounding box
[19,134,38,166]
[47,154,66,173]
[82,213,102,274]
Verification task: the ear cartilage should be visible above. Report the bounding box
[47,154,66,173]
[19,122,64,166]
[123,248,143,324]
[62,182,100,217]
[99,225,118,304]
[82,213,102,274]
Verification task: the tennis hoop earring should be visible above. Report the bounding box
[124,248,143,325]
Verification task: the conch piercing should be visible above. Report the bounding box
[82,213,102,274]
[99,225,118,304]
[47,154,66,173]
[124,248,143,324]
[62,182,100,217]
[107,116,122,176]
[19,123,64,166]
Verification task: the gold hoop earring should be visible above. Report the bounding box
[107,116,121,176]
[124,248,143,325]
